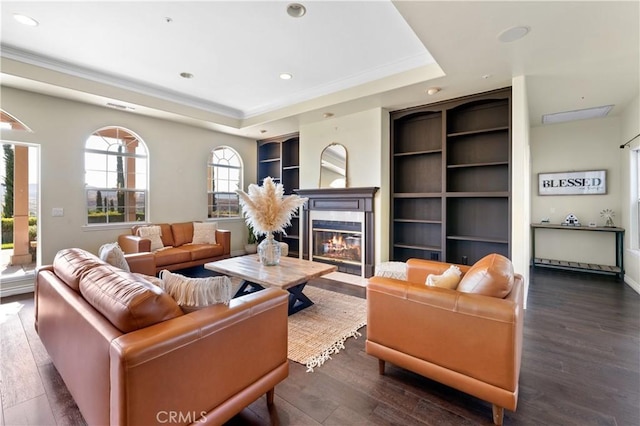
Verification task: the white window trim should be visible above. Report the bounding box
[84,126,149,227]
[208,146,243,219]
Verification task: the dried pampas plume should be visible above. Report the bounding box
[236,177,307,237]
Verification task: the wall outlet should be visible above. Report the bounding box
[52,207,64,217]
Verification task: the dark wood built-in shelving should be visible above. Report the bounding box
[390,88,512,265]
[257,133,300,257]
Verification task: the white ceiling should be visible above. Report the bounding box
[1,1,638,140]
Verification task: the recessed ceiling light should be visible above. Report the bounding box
[279,73,293,80]
[287,3,306,18]
[482,74,492,79]
[498,26,530,43]
[180,72,194,79]
[542,105,614,125]
[426,87,440,95]
[13,13,39,27]
[260,129,268,134]
[323,112,334,119]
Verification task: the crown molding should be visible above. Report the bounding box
[1,44,244,119]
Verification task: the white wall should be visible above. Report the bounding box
[619,95,640,293]
[512,76,531,304]
[530,116,622,265]
[1,87,257,294]
[299,108,390,264]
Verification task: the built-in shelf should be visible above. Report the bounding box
[394,219,442,224]
[445,192,510,197]
[447,161,509,169]
[394,149,442,157]
[257,133,300,257]
[447,235,509,244]
[447,126,509,138]
[393,193,442,198]
[394,243,441,251]
[390,88,512,264]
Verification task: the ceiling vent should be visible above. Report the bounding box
[542,105,614,125]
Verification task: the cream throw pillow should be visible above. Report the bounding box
[192,222,217,245]
[98,242,130,272]
[426,265,462,290]
[158,270,232,310]
[136,225,164,251]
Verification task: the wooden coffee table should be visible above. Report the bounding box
[204,255,337,315]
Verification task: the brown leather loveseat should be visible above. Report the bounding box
[35,248,289,425]
[366,254,524,425]
[118,222,230,274]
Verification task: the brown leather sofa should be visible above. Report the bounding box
[366,254,524,425]
[35,248,289,426]
[118,222,230,274]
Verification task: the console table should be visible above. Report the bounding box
[531,223,625,279]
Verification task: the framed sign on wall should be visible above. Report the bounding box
[538,170,607,195]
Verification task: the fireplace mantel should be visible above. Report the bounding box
[296,187,378,277]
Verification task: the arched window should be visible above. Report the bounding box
[208,146,242,218]
[84,127,148,225]
[1,110,32,132]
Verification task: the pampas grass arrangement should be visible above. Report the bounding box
[236,177,307,237]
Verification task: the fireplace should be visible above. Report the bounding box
[312,219,362,275]
[296,187,378,277]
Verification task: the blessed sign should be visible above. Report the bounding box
[538,170,606,195]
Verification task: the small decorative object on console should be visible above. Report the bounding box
[600,208,615,227]
[236,176,307,265]
[562,213,581,226]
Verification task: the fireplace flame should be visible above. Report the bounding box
[318,232,361,262]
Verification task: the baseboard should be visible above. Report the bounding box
[624,275,640,294]
[0,277,35,298]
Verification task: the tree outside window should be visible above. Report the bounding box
[85,127,148,225]
[208,147,242,218]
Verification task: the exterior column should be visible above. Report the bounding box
[10,145,31,265]
[125,139,138,222]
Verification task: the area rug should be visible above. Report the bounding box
[287,285,367,372]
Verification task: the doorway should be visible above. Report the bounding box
[1,142,40,285]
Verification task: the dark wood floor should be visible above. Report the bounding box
[1,268,638,425]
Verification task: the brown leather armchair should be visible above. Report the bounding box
[366,254,524,425]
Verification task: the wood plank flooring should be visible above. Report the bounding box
[1,268,638,425]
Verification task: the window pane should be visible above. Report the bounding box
[85,171,107,188]
[219,167,230,181]
[209,147,242,218]
[85,127,148,225]
[86,135,107,150]
[85,152,108,172]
